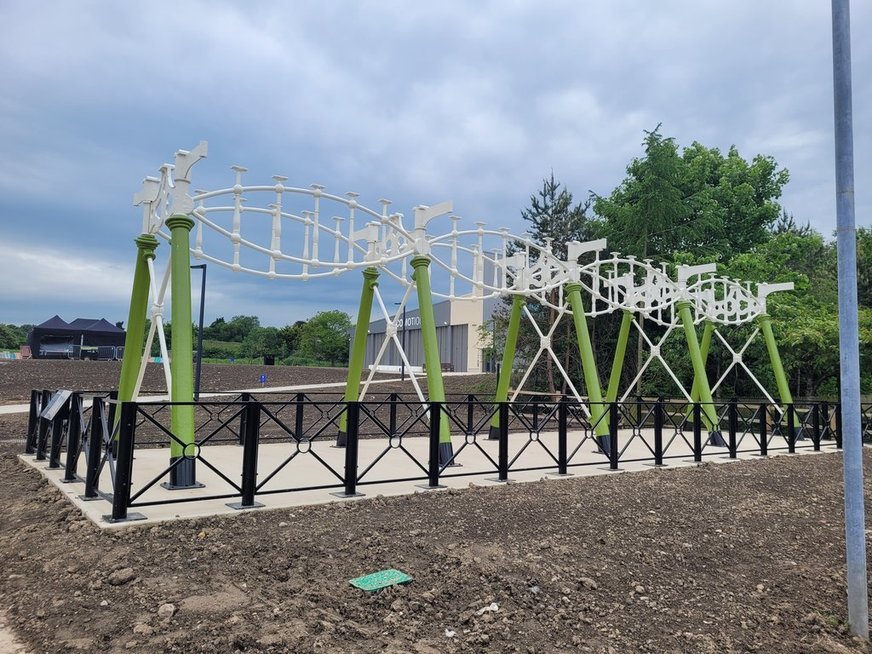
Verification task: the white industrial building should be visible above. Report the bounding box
[363,296,499,373]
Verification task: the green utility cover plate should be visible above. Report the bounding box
[348,569,413,592]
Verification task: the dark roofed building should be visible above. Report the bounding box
[27,316,126,359]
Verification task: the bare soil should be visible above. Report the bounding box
[0,360,365,404]
[1,362,871,653]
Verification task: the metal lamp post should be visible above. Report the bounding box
[831,0,868,638]
[394,301,406,381]
[191,264,207,400]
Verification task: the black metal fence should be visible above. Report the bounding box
[22,388,871,524]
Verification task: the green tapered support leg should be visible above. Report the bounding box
[337,268,380,446]
[677,301,720,441]
[488,294,525,440]
[605,310,634,403]
[684,321,715,419]
[411,257,453,464]
[115,234,158,432]
[757,313,802,438]
[163,215,201,489]
[566,283,609,448]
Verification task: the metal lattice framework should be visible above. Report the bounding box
[132,143,791,401]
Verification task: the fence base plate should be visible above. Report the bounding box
[415,483,446,490]
[330,491,365,498]
[79,493,112,502]
[160,481,206,491]
[485,477,513,483]
[103,512,146,524]
[226,501,265,511]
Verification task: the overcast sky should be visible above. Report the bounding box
[1,1,869,328]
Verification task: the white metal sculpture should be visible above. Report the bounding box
[128,142,795,418]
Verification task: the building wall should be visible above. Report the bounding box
[361,297,489,373]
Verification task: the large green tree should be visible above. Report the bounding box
[300,310,352,366]
[593,126,789,262]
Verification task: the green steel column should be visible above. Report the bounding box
[115,234,158,430]
[565,283,608,437]
[685,321,714,414]
[757,313,794,406]
[165,215,198,488]
[605,310,634,403]
[677,301,719,434]
[757,313,800,434]
[411,256,453,457]
[489,294,525,438]
[337,267,379,445]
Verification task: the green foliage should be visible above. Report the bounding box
[200,339,241,359]
[204,315,260,342]
[0,324,30,349]
[299,310,352,367]
[520,173,594,260]
[510,125,868,398]
[593,125,789,261]
[239,326,283,359]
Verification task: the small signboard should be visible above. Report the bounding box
[259,374,267,386]
[348,569,413,592]
[40,390,73,421]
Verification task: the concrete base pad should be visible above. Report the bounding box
[19,429,838,530]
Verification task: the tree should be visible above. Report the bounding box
[593,125,789,262]
[506,175,595,394]
[239,326,283,359]
[520,173,594,259]
[299,311,352,366]
[278,320,307,355]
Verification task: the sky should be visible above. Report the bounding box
[1,0,870,328]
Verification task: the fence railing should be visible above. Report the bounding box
[22,388,871,523]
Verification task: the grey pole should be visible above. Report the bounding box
[191,264,207,401]
[401,305,407,381]
[831,0,868,638]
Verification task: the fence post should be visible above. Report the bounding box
[238,392,250,445]
[25,390,39,454]
[692,403,703,463]
[497,402,509,481]
[335,401,362,497]
[294,392,305,441]
[786,403,796,454]
[812,403,821,452]
[62,393,82,482]
[82,399,104,500]
[106,402,144,522]
[229,400,264,509]
[35,393,51,461]
[727,399,738,459]
[835,403,843,450]
[608,402,619,470]
[426,402,443,488]
[653,397,664,466]
[558,396,568,475]
[467,394,475,436]
[759,403,769,456]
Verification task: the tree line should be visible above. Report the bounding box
[145,310,352,366]
[485,125,872,399]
